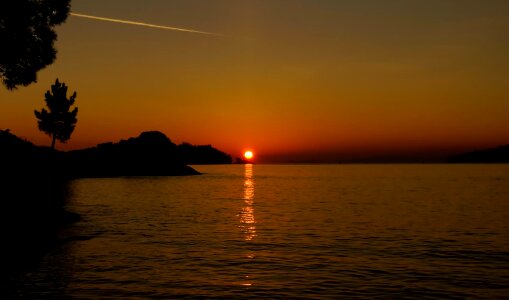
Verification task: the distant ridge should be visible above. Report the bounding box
[448,145,509,163]
[177,142,232,165]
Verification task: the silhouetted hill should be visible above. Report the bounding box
[67,131,231,177]
[0,129,66,211]
[177,142,232,164]
[68,131,199,177]
[448,145,509,163]
[0,129,57,174]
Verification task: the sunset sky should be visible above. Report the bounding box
[1,0,508,162]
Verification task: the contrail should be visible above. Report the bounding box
[70,12,226,37]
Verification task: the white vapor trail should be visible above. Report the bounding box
[70,12,226,37]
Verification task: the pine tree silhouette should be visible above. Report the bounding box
[34,79,78,149]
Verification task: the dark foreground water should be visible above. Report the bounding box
[3,164,509,298]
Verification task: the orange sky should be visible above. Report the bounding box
[1,0,508,162]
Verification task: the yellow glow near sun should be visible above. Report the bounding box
[244,151,254,160]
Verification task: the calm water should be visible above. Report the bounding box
[4,164,509,298]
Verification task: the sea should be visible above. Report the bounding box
[3,164,509,299]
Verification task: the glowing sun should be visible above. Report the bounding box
[244,151,254,160]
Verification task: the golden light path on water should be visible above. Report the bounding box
[70,13,226,37]
[240,164,256,287]
[241,164,256,242]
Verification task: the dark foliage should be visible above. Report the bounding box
[0,129,77,272]
[34,79,78,149]
[0,0,71,89]
[448,145,509,163]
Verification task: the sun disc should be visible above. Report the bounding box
[244,151,254,160]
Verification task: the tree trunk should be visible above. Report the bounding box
[51,134,56,149]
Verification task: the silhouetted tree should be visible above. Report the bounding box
[0,0,71,90]
[34,79,78,149]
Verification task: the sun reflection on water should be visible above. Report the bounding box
[240,164,256,241]
[238,164,257,287]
